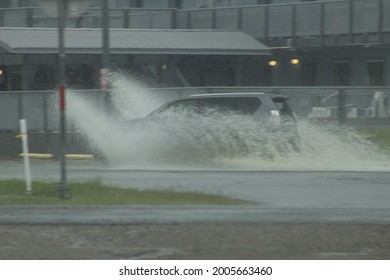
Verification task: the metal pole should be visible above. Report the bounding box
[58,0,70,199]
[101,0,111,115]
[102,0,109,71]
[19,119,32,194]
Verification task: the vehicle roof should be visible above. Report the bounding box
[189,92,266,98]
[187,92,288,101]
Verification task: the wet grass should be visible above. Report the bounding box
[0,179,251,206]
[358,128,390,150]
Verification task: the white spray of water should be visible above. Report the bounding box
[217,121,390,172]
[67,73,390,172]
[108,71,164,119]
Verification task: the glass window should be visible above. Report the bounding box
[153,97,262,118]
[143,0,169,8]
[366,61,384,86]
[116,0,131,7]
[179,0,196,9]
[0,0,12,8]
[333,62,350,86]
[197,97,261,115]
[154,99,198,117]
[301,62,317,86]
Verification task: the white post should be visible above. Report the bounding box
[19,119,32,194]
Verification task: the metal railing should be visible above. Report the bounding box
[178,0,390,46]
[1,87,389,132]
[0,7,176,29]
[1,1,389,47]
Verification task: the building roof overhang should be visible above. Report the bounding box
[0,28,270,56]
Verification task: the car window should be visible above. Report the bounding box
[155,99,198,117]
[197,97,261,116]
[152,97,262,118]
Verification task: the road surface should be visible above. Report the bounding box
[1,160,389,224]
[1,159,390,259]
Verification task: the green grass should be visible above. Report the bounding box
[0,179,251,206]
[357,128,390,149]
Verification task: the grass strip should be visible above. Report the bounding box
[357,128,390,150]
[0,179,251,206]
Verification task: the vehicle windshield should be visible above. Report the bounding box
[152,97,262,118]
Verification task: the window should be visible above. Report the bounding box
[197,0,213,8]
[157,99,199,117]
[143,0,169,7]
[366,61,384,86]
[66,64,94,89]
[34,65,55,90]
[197,97,261,115]
[333,62,350,86]
[154,97,262,118]
[300,62,317,86]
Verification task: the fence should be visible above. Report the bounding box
[1,87,389,132]
[0,7,176,29]
[1,0,390,46]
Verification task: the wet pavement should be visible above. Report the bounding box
[2,224,390,259]
[1,159,390,224]
[1,205,390,225]
[2,159,390,260]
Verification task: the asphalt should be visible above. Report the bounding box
[1,223,390,259]
[2,160,390,259]
[2,205,390,225]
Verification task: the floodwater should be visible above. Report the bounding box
[66,72,390,173]
[3,72,390,222]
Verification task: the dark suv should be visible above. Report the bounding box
[132,93,300,159]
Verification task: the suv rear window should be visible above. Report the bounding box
[157,97,261,117]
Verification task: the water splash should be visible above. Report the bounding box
[217,121,390,172]
[108,71,161,119]
[67,74,390,172]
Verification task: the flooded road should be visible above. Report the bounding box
[1,159,390,224]
[1,159,390,260]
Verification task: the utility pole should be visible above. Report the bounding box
[58,0,70,199]
[33,0,93,199]
[102,0,110,71]
[100,0,110,116]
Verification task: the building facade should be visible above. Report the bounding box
[1,1,340,9]
[0,0,389,90]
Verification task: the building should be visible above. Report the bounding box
[0,27,269,90]
[0,1,334,9]
[0,0,389,90]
